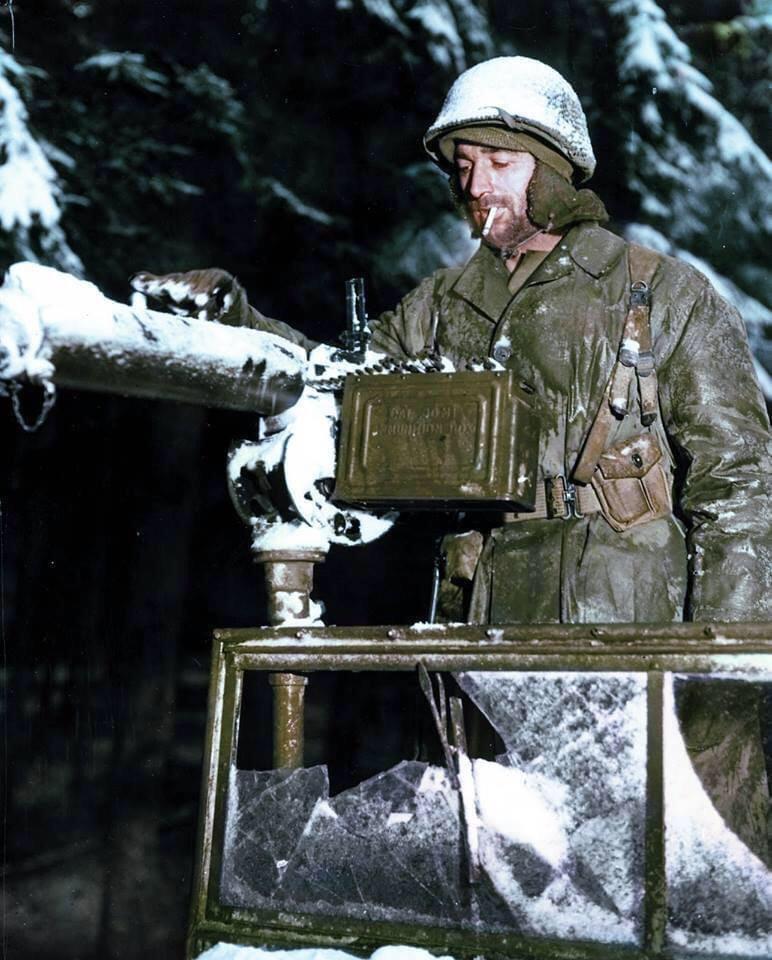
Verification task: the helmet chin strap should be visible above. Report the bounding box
[488,225,547,261]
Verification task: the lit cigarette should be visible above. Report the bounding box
[482,206,497,237]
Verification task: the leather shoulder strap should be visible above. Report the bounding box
[627,244,661,426]
[573,242,661,484]
[627,242,661,288]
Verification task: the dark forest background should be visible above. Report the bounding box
[1,1,770,957]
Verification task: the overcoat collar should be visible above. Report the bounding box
[450,242,511,323]
[564,222,627,279]
[450,222,627,323]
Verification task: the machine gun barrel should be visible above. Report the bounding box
[0,263,305,417]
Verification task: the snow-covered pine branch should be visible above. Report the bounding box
[605,0,771,290]
[0,51,83,275]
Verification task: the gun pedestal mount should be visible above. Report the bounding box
[254,548,327,628]
[231,367,543,770]
[267,673,308,769]
[254,547,327,770]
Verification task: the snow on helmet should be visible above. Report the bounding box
[424,57,596,182]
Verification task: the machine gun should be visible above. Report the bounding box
[0,262,538,626]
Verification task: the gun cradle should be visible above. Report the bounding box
[334,369,539,511]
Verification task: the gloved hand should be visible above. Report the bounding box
[129,267,250,326]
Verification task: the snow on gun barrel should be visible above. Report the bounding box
[0,262,305,419]
[0,262,399,556]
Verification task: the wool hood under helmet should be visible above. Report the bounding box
[424,56,596,182]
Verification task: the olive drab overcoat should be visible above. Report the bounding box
[368,221,772,627]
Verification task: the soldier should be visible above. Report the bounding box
[133,57,772,855]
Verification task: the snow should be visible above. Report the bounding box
[387,811,413,825]
[2,263,302,375]
[382,209,480,282]
[272,591,323,626]
[0,262,305,416]
[235,382,397,556]
[406,1,466,71]
[7,262,103,312]
[0,53,83,274]
[426,56,596,179]
[623,222,669,255]
[610,0,771,267]
[262,178,334,227]
[417,765,448,795]
[305,342,454,390]
[76,51,168,95]
[198,945,454,960]
[136,274,208,306]
[640,99,662,134]
[0,56,59,231]
[444,0,494,57]
[752,359,772,400]
[455,750,480,869]
[610,0,771,347]
[341,0,492,60]
[675,250,770,343]
[740,4,772,30]
[663,675,772,953]
[277,389,338,520]
[218,669,772,951]
[463,671,647,810]
[456,672,646,943]
[0,287,54,387]
[249,517,331,554]
[379,159,480,282]
[612,0,692,88]
[683,79,772,177]
[623,223,772,397]
[305,799,338,829]
[352,0,411,36]
[474,759,568,868]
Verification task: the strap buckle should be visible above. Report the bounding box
[630,279,650,307]
[548,476,584,520]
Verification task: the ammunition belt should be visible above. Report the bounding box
[503,476,601,523]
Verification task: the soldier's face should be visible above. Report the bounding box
[454,143,536,250]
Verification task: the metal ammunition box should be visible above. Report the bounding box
[334,370,539,510]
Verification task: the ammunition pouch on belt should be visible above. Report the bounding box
[573,243,675,534]
[590,433,673,533]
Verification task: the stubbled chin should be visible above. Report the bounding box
[470,211,513,242]
[467,205,532,249]
[487,216,535,251]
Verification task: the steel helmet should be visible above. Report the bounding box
[424,56,596,182]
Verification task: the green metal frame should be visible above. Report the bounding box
[187,623,772,960]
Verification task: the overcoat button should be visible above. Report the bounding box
[493,345,512,363]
